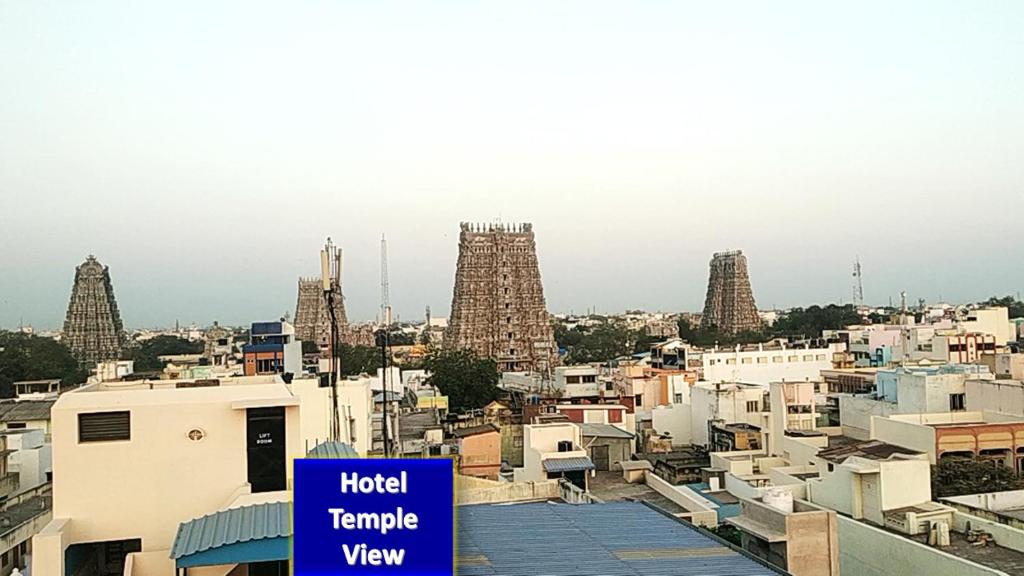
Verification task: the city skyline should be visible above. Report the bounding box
[2,234,1019,331]
[2,1,1023,329]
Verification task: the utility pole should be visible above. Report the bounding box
[320,238,343,442]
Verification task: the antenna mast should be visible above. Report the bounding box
[852,257,864,307]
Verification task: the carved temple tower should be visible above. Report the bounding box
[445,222,557,374]
[63,255,125,367]
[700,250,762,334]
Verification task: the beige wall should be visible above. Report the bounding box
[290,376,373,455]
[35,383,302,575]
[870,416,938,463]
[459,432,501,479]
[966,379,1024,416]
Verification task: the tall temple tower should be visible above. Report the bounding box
[700,250,762,334]
[445,222,557,374]
[294,240,349,354]
[63,255,125,367]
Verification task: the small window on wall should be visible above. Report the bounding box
[746,401,759,413]
[6,423,26,430]
[950,393,966,411]
[79,411,131,442]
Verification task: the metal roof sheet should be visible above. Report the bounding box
[578,423,635,439]
[170,501,290,560]
[543,456,595,473]
[457,501,782,575]
[0,400,55,423]
[306,441,359,459]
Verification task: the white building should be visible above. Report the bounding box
[700,342,837,385]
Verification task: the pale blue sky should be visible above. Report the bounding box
[1,1,1022,329]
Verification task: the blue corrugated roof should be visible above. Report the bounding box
[457,501,781,576]
[306,441,359,459]
[170,501,290,561]
[543,456,595,473]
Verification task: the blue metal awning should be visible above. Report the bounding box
[171,501,290,569]
[306,440,359,459]
[543,456,596,473]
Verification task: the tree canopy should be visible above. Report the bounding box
[931,457,1024,498]
[0,331,86,397]
[339,344,382,377]
[770,304,862,339]
[981,296,1024,319]
[554,320,643,364]
[123,335,204,372]
[423,348,500,412]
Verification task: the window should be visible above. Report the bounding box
[506,316,512,324]
[1,551,7,566]
[741,357,753,364]
[6,422,26,430]
[513,435,523,447]
[18,542,26,555]
[950,393,966,411]
[256,358,279,373]
[788,356,798,362]
[79,411,130,442]
[566,376,581,384]
[756,357,768,364]
[509,349,516,356]
[802,355,814,362]
[815,354,826,361]
[508,332,514,339]
[773,356,783,363]
[746,401,759,413]
[504,288,510,295]
[674,393,683,403]
[635,394,643,407]
[726,359,736,365]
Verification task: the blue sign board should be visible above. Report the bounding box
[294,458,454,575]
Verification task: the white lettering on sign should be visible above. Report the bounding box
[256,432,273,445]
[340,472,407,494]
[342,543,406,566]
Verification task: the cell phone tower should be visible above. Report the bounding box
[852,257,864,307]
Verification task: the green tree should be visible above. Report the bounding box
[931,457,1024,498]
[123,335,204,372]
[339,345,382,376]
[564,321,636,363]
[423,348,499,412]
[981,296,1024,319]
[0,331,86,397]
[769,304,860,339]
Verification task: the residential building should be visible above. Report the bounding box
[33,379,302,575]
[453,424,501,480]
[872,411,1024,470]
[242,321,302,377]
[514,423,594,490]
[978,352,1024,380]
[728,496,840,576]
[700,342,838,385]
[690,382,768,447]
[577,422,634,470]
[838,364,993,440]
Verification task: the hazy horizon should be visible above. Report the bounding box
[2,1,1023,330]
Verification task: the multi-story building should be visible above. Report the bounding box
[513,423,593,491]
[242,321,302,377]
[699,342,838,385]
[33,379,303,575]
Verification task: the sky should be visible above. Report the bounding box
[1,1,1022,330]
